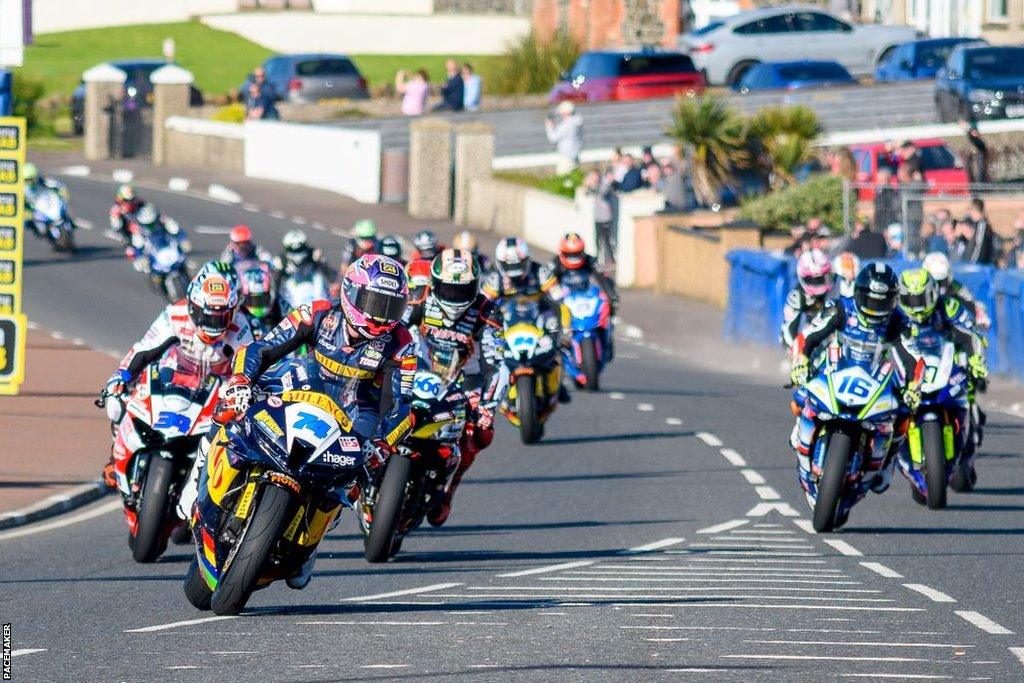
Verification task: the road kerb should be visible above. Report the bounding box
[0,480,112,531]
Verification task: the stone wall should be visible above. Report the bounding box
[532,0,680,49]
[164,129,245,174]
[433,0,532,14]
[465,177,529,235]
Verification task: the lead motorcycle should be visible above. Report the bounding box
[897,339,972,510]
[27,185,75,253]
[798,339,902,532]
[135,228,191,303]
[499,297,562,445]
[560,270,613,391]
[359,349,467,562]
[280,261,332,310]
[184,356,369,615]
[98,358,220,563]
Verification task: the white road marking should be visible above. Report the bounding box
[243,203,260,212]
[127,616,237,633]
[956,611,1014,635]
[665,417,683,425]
[645,637,690,642]
[464,588,892,602]
[0,499,120,542]
[745,501,801,517]
[360,664,410,669]
[689,542,815,551]
[838,675,958,680]
[71,338,85,346]
[549,578,867,588]
[58,165,90,176]
[622,538,687,554]
[664,555,828,564]
[269,210,286,219]
[745,639,971,648]
[612,603,922,612]
[345,582,463,601]
[637,403,655,411]
[903,584,957,603]
[498,561,594,578]
[312,221,326,231]
[167,177,190,192]
[1009,647,1024,667]
[697,519,749,535]
[112,169,134,183]
[623,324,644,339]
[194,225,233,235]
[755,486,781,500]
[711,536,809,544]
[696,432,722,447]
[11,649,46,657]
[719,448,747,466]
[75,219,93,230]
[292,216,308,225]
[26,320,38,329]
[49,331,64,340]
[793,519,816,534]
[207,184,242,204]
[609,391,625,400]
[299,621,445,626]
[823,539,863,556]
[860,562,904,579]
[593,565,844,574]
[724,655,928,663]
[740,469,765,485]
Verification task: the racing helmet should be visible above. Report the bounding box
[379,235,403,262]
[452,230,478,253]
[339,254,409,339]
[898,268,939,324]
[282,229,310,267]
[832,252,861,283]
[136,203,159,229]
[406,259,432,307]
[229,224,255,259]
[558,232,587,270]
[197,260,241,295]
[22,162,38,182]
[853,263,899,327]
[241,263,275,320]
[796,249,832,297]
[413,230,440,260]
[187,271,238,343]
[922,252,952,292]
[353,219,377,251]
[116,183,135,204]
[431,248,480,320]
[494,236,530,282]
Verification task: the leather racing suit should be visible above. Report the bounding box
[780,287,832,349]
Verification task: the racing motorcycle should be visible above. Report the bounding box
[500,297,562,445]
[798,339,902,532]
[135,229,191,303]
[560,270,613,391]
[896,340,971,510]
[184,356,367,615]
[97,359,220,563]
[359,349,467,562]
[280,262,332,311]
[27,186,75,253]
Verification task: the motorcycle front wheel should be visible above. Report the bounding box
[922,420,948,510]
[364,454,412,563]
[581,338,600,392]
[132,456,174,563]
[211,484,292,616]
[517,374,542,445]
[813,429,853,533]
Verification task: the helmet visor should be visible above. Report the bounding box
[245,292,273,310]
[189,302,232,336]
[800,274,831,288]
[901,291,934,314]
[349,283,407,324]
[434,279,478,308]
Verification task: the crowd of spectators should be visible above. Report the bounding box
[396,59,481,117]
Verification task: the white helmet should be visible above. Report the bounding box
[922,252,951,287]
[495,236,530,280]
[136,203,158,227]
[796,248,832,297]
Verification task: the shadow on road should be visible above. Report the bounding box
[848,525,1024,536]
[284,663,766,682]
[327,517,681,542]
[529,431,695,446]
[24,245,122,267]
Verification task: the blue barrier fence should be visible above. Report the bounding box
[725,249,1021,379]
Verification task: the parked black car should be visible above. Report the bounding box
[71,59,204,135]
[935,45,1024,122]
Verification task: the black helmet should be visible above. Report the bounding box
[853,263,898,327]
[380,235,403,261]
[413,230,439,260]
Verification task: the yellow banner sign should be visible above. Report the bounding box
[0,117,25,395]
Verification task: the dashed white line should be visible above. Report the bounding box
[697,519,749,535]
[696,432,722,447]
[792,519,816,534]
[345,583,463,601]
[497,562,593,578]
[719,448,747,466]
[622,538,687,554]
[956,611,1014,635]
[860,562,903,579]
[724,655,928,663]
[299,620,444,626]
[1009,647,1024,667]
[745,639,971,648]
[609,391,625,400]
[111,169,134,183]
[755,486,781,500]
[839,674,958,680]
[269,210,286,219]
[194,225,232,235]
[167,177,190,192]
[243,203,260,213]
[822,539,863,557]
[75,219,93,230]
[903,584,956,603]
[360,664,410,669]
[292,215,308,225]
[126,616,237,633]
[11,649,46,657]
[312,221,326,231]
[665,417,683,425]
[645,637,690,642]
[740,469,765,485]
[637,403,655,412]
[49,331,65,340]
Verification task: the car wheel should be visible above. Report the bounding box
[727,61,759,88]
[876,46,897,70]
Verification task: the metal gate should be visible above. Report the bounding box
[105,96,153,159]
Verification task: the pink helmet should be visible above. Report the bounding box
[339,254,409,339]
[796,248,832,297]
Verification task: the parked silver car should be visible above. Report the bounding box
[679,5,918,86]
[248,53,369,103]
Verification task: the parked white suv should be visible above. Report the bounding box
[679,5,918,86]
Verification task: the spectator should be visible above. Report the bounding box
[617,154,644,192]
[585,168,618,268]
[941,216,958,254]
[395,69,429,117]
[659,153,692,213]
[462,63,481,111]
[911,212,949,258]
[545,101,583,175]
[1008,215,1024,269]
[896,158,924,240]
[884,223,905,258]
[962,197,997,264]
[873,167,900,232]
[640,146,659,183]
[610,147,629,183]
[898,140,924,181]
[244,80,279,120]
[434,59,464,112]
[645,163,664,191]
[845,217,889,259]
[961,119,989,183]
[829,146,857,183]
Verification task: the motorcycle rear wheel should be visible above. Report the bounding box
[165,270,189,303]
[132,456,174,563]
[922,420,948,509]
[211,484,292,615]
[364,454,413,563]
[813,429,853,533]
[581,338,600,392]
[517,374,542,445]
[183,557,213,611]
[53,228,74,253]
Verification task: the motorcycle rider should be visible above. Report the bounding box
[780,249,834,348]
[404,248,508,526]
[273,229,332,287]
[482,236,571,403]
[239,261,280,337]
[108,183,142,242]
[379,235,405,266]
[922,252,991,332]
[22,162,69,238]
[126,203,188,272]
[831,252,861,301]
[338,219,380,272]
[410,230,443,262]
[550,232,618,310]
[220,224,272,267]
[101,269,254,489]
[453,230,490,271]
[406,258,432,308]
[789,263,922,495]
[204,254,417,588]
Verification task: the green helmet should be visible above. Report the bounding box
[353,219,377,240]
[22,162,38,181]
[898,268,938,324]
[430,248,480,320]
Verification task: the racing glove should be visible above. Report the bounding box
[903,381,922,412]
[214,375,252,424]
[968,353,988,382]
[105,369,132,396]
[789,354,809,387]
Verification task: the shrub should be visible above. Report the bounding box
[211,103,245,123]
[12,76,49,135]
[665,95,748,206]
[486,30,581,95]
[738,174,846,233]
[494,168,584,199]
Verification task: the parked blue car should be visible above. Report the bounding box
[734,60,856,93]
[875,37,984,82]
[935,44,1024,122]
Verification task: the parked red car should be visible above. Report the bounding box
[549,49,706,104]
[849,139,968,199]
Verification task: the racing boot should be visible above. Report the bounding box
[102,457,118,489]
[287,551,317,590]
[558,383,572,404]
[176,439,210,520]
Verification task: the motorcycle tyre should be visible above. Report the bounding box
[132,456,174,563]
[364,454,412,563]
[813,429,853,533]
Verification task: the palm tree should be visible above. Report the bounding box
[746,105,822,188]
[665,95,747,206]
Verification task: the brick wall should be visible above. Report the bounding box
[532,0,680,49]
[433,0,532,14]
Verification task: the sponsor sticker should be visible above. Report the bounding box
[379,260,400,276]
[267,395,283,407]
[319,452,357,467]
[338,435,360,452]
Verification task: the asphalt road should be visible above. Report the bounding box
[3,173,1024,681]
